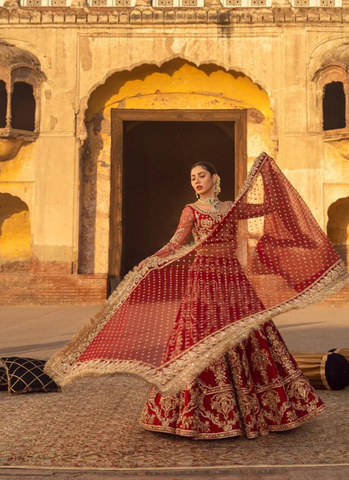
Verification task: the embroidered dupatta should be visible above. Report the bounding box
[45,153,349,394]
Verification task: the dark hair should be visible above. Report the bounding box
[190,162,217,176]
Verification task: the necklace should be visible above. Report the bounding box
[198,197,220,212]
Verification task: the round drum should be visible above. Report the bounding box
[291,352,349,390]
[328,348,349,385]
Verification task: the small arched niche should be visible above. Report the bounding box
[327,196,349,268]
[0,193,31,270]
[323,81,346,131]
[312,63,348,135]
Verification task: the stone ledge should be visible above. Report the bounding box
[0,6,349,24]
[0,273,108,305]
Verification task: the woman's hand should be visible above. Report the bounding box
[137,258,149,271]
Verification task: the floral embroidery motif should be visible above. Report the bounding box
[141,319,326,439]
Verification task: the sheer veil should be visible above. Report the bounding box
[45,153,349,394]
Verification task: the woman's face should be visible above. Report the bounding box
[190,166,216,197]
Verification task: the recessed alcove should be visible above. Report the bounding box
[11,82,36,132]
[0,193,31,268]
[323,81,346,131]
[327,196,349,267]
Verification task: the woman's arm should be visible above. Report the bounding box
[235,199,275,219]
[236,170,276,219]
[137,206,195,269]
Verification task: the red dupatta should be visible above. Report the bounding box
[45,153,349,394]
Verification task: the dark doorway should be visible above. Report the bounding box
[11,82,36,132]
[323,81,346,131]
[0,81,7,128]
[121,121,235,276]
[110,109,247,290]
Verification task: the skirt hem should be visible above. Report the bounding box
[139,403,327,440]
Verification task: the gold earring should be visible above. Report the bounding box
[214,175,221,196]
[196,192,200,199]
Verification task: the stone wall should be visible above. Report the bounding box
[0,5,348,304]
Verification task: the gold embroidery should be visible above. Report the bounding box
[249,328,272,385]
[140,321,327,439]
[265,325,298,377]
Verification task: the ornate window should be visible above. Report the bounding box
[312,62,349,145]
[0,41,44,146]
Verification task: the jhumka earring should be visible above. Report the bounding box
[214,175,221,196]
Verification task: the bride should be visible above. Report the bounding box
[45,152,349,439]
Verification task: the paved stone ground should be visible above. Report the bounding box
[1,304,348,359]
[1,465,349,479]
[0,304,348,479]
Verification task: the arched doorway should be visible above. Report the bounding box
[79,59,273,296]
[110,109,246,287]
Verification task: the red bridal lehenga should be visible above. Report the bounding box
[45,153,349,440]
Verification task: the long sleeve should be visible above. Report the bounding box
[153,205,195,259]
[235,199,275,220]
[236,169,276,219]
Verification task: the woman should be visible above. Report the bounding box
[45,153,349,440]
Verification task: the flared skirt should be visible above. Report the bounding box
[140,319,326,439]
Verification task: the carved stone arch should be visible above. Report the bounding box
[76,55,275,143]
[308,36,349,77]
[312,61,347,84]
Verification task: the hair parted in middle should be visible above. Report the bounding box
[190,161,217,176]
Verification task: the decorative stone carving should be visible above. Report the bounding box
[0,41,45,159]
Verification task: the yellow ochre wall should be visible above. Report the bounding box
[86,61,272,122]
[0,193,30,263]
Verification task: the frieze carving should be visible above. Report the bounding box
[0,6,348,24]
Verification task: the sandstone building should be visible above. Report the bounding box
[0,0,348,304]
